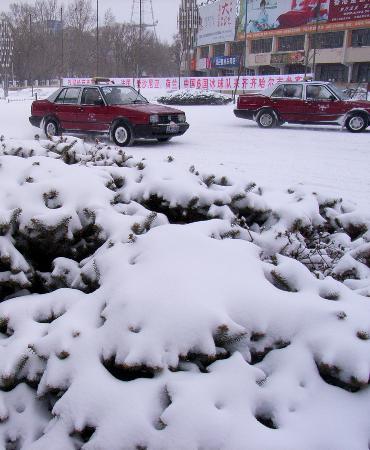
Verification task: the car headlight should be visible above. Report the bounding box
[149,114,159,124]
[178,114,186,123]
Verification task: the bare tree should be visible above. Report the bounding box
[5,0,179,84]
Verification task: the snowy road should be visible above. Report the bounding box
[1,96,369,209]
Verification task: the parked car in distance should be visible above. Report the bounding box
[30,83,190,146]
[234,81,370,132]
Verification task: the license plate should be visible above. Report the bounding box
[166,122,179,133]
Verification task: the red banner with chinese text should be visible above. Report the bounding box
[328,0,370,23]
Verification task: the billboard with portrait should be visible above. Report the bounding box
[237,0,369,38]
[197,0,237,46]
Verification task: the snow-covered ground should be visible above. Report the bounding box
[1,89,369,210]
[0,89,370,449]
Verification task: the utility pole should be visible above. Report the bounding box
[29,13,33,96]
[60,7,64,86]
[233,0,248,102]
[311,0,321,80]
[96,0,99,75]
[131,0,158,87]
[139,0,142,82]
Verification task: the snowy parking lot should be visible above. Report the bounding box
[1,92,369,210]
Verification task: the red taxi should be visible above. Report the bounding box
[234,81,370,132]
[30,83,189,146]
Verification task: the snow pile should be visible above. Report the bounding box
[1,136,369,294]
[0,137,370,449]
[157,89,233,105]
[3,88,56,103]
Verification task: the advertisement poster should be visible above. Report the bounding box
[328,0,370,23]
[238,0,369,38]
[197,0,237,46]
[247,0,329,33]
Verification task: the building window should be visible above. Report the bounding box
[287,64,306,74]
[200,46,209,58]
[317,64,348,82]
[352,29,370,47]
[230,41,244,55]
[278,35,305,51]
[213,44,225,57]
[356,63,370,82]
[259,66,280,75]
[310,32,344,49]
[251,38,273,54]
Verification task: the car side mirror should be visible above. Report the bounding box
[94,99,105,106]
[329,95,336,101]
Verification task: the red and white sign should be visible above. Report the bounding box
[198,0,237,45]
[328,0,370,23]
[63,74,308,92]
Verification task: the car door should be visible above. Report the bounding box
[54,87,80,130]
[269,84,306,122]
[75,87,109,132]
[304,84,345,123]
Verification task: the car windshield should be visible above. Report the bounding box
[327,83,349,100]
[101,86,148,105]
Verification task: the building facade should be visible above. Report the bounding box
[246,21,370,82]
[182,0,370,83]
[178,0,200,75]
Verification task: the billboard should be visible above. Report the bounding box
[328,0,370,23]
[197,0,237,46]
[237,0,370,38]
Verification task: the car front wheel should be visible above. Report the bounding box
[256,110,277,128]
[157,137,172,143]
[112,122,133,147]
[44,118,60,138]
[345,114,368,133]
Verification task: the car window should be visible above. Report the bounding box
[63,88,81,104]
[101,86,148,105]
[55,89,67,104]
[271,84,303,99]
[306,85,333,100]
[81,88,104,105]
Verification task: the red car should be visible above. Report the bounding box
[30,84,190,146]
[234,81,370,132]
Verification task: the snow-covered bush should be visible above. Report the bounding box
[157,89,233,105]
[0,136,370,449]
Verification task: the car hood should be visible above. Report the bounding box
[113,103,185,115]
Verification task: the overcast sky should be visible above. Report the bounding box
[0,0,182,42]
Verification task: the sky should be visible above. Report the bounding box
[0,0,182,42]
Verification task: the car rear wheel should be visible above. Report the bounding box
[256,110,277,128]
[44,118,60,138]
[112,123,133,147]
[345,114,368,133]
